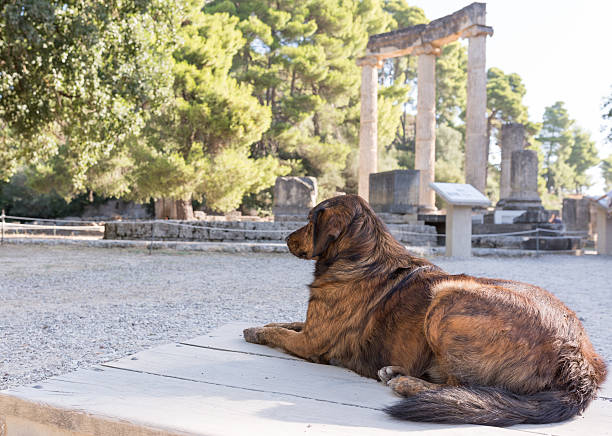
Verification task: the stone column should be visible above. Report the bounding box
[463,25,493,194]
[500,123,525,200]
[504,149,542,209]
[357,57,381,201]
[414,44,440,212]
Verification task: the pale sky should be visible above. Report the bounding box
[415,0,612,194]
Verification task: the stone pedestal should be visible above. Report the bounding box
[499,150,542,210]
[430,182,490,258]
[464,25,492,194]
[273,177,317,220]
[414,45,439,211]
[357,58,380,201]
[595,206,612,255]
[445,204,473,258]
[369,170,420,214]
[499,123,525,201]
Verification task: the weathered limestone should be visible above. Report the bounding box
[154,198,194,220]
[365,3,489,60]
[463,24,493,194]
[562,197,591,233]
[502,150,542,210]
[499,123,525,200]
[357,57,380,200]
[357,3,492,202]
[272,176,317,220]
[369,170,420,214]
[414,44,439,211]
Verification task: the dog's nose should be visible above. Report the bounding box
[285,234,290,243]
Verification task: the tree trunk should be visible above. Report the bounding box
[154,198,194,220]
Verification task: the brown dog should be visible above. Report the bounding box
[243,195,606,426]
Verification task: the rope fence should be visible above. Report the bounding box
[0,212,590,254]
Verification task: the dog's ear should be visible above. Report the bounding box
[311,207,344,258]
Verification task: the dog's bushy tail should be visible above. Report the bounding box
[385,386,581,426]
[385,343,606,427]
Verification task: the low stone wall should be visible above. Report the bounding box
[104,220,438,246]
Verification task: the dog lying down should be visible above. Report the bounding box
[243,195,606,427]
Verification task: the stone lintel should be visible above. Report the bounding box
[461,24,494,39]
[356,56,383,68]
[413,43,441,57]
[365,2,488,60]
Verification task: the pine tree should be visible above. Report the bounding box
[133,4,286,216]
[568,127,599,193]
[0,0,181,185]
[601,155,612,191]
[205,0,400,199]
[538,102,574,195]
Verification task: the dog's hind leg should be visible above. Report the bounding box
[388,375,442,397]
[379,366,445,397]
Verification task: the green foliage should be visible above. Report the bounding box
[434,123,465,208]
[435,124,464,183]
[436,43,467,127]
[134,6,285,213]
[602,155,612,191]
[382,0,427,29]
[200,148,288,212]
[603,88,612,144]
[0,0,181,185]
[0,171,92,218]
[537,102,574,194]
[208,0,398,199]
[537,102,599,200]
[568,127,599,193]
[486,68,531,166]
[487,68,528,126]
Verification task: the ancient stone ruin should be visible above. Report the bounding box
[272,176,317,221]
[369,170,420,223]
[357,2,493,211]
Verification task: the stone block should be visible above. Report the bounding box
[369,170,420,214]
[499,123,525,201]
[498,150,542,210]
[521,237,582,251]
[513,208,555,224]
[273,177,317,217]
[562,198,590,232]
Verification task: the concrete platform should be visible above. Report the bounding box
[1,323,611,435]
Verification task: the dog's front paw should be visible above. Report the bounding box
[243,327,266,344]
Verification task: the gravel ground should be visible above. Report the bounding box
[1,245,611,391]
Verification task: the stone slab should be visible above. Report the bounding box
[430,182,491,207]
[369,170,420,214]
[3,323,610,436]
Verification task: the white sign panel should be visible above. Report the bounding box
[430,182,491,207]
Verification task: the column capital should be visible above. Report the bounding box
[412,43,441,57]
[461,24,494,39]
[356,56,383,68]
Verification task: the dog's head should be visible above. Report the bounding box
[286,194,374,260]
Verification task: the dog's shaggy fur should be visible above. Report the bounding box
[244,195,606,426]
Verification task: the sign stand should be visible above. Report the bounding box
[592,193,612,255]
[430,183,491,258]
